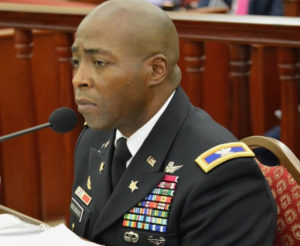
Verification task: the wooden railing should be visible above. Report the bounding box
[0,2,299,220]
[173,12,300,146]
[284,0,300,16]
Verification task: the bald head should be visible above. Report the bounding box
[72,0,182,135]
[78,0,180,82]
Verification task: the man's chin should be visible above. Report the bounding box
[84,119,113,132]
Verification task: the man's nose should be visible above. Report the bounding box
[72,65,92,89]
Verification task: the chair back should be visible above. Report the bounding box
[241,136,300,246]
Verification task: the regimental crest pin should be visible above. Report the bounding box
[164,161,183,174]
[147,156,157,167]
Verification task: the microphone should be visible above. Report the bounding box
[0,107,78,142]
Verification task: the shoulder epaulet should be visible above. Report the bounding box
[195,142,255,173]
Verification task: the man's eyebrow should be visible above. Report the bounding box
[71,46,113,56]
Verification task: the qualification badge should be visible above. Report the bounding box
[164,161,183,173]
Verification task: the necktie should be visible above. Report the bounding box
[111,137,132,188]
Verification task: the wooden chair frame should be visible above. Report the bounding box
[241,136,300,184]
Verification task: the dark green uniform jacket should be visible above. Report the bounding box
[70,87,276,246]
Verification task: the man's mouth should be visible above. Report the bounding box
[75,98,97,112]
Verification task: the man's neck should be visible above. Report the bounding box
[115,90,176,165]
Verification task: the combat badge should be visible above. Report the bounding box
[148,236,166,246]
[195,142,255,173]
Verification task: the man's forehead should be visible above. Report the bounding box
[72,1,170,57]
[76,13,124,41]
[71,31,121,60]
[75,18,135,49]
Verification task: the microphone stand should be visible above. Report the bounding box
[0,123,50,142]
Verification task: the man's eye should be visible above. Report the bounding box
[94,60,107,67]
[71,58,80,68]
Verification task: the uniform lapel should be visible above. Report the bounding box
[89,133,115,216]
[92,87,190,237]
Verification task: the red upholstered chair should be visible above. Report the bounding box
[241,136,300,246]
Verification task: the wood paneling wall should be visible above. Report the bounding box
[0,3,299,221]
[0,29,83,220]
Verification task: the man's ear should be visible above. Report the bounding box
[146,54,168,87]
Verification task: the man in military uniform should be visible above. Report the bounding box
[70,0,276,245]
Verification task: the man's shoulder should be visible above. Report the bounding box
[181,106,237,143]
[171,107,250,174]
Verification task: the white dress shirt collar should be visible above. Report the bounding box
[115,91,175,166]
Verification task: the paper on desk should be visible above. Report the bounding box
[0,214,45,235]
[0,223,102,246]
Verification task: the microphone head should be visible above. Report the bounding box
[48,107,78,133]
